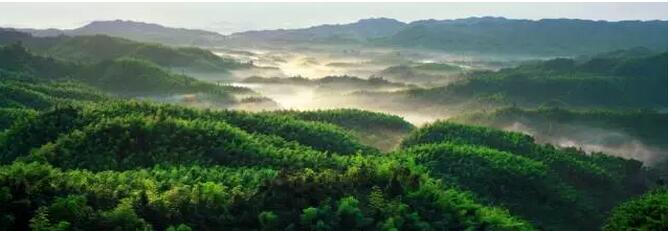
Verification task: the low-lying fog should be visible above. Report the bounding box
[181,44,667,167]
[211,45,528,81]
[505,122,667,167]
[206,45,519,121]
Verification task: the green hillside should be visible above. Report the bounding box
[22,20,229,47]
[404,52,668,109]
[602,189,667,231]
[0,78,662,230]
[43,35,248,72]
[269,109,415,151]
[382,17,667,56]
[0,69,107,111]
[0,29,249,72]
[0,25,665,231]
[453,107,668,149]
[400,121,660,230]
[0,99,536,230]
[0,43,255,108]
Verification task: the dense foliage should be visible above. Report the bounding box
[225,17,667,56]
[602,189,667,231]
[400,121,661,230]
[0,29,248,72]
[0,70,107,110]
[0,79,663,230]
[0,26,665,231]
[0,43,254,107]
[270,109,415,151]
[20,20,229,47]
[377,63,465,86]
[0,108,37,130]
[0,98,537,230]
[382,17,667,56]
[15,17,668,57]
[271,108,414,133]
[453,107,668,149]
[405,52,668,109]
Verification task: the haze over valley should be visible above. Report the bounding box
[0,3,667,231]
[3,13,667,170]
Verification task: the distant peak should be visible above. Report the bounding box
[356,17,405,24]
[84,20,159,27]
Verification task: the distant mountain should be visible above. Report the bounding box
[403,51,668,109]
[0,29,248,72]
[229,17,667,56]
[16,20,229,46]
[0,43,248,105]
[382,17,668,56]
[228,18,407,44]
[578,47,657,61]
[10,17,669,56]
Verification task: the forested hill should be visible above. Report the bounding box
[0,95,664,230]
[12,17,666,56]
[0,18,666,231]
[228,17,667,56]
[400,51,668,110]
[0,93,664,230]
[228,18,407,44]
[0,29,249,72]
[381,17,667,56]
[0,43,253,107]
[16,19,229,46]
[454,107,668,149]
[451,107,669,169]
[0,44,666,230]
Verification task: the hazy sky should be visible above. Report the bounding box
[1,2,667,34]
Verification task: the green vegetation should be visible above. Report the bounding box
[382,17,667,56]
[76,58,241,98]
[412,63,462,72]
[0,43,254,107]
[22,20,229,47]
[271,108,413,132]
[0,29,249,72]
[269,109,415,151]
[377,63,464,86]
[0,71,107,110]
[400,121,661,230]
[405,52,668,109]
[0,24,666,231]
[0,66,664,230]
[228,17,666,57]
[602,189,667,231]
[43,35,248,72]
[453,107,668,149]
[0,108,37,130]
[0,97,537,230]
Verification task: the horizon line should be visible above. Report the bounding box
[4,16,668,36]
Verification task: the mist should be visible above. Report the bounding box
[160,38,670,168]
[505,121,667,167]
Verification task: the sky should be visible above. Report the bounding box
[0,2,667,35]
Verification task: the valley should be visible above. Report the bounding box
[0,6,667,231]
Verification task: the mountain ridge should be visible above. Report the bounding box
[15,19,229,46]
[9,17,669,55]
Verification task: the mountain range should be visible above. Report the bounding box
[16,20,228,46]
[8,17,668,56]
[383,17,667,55]
[228,18,406,44]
